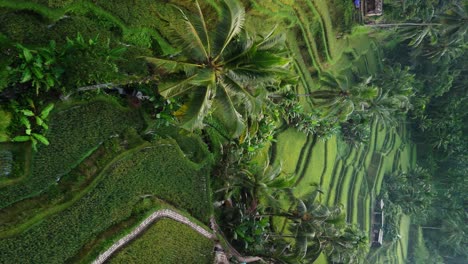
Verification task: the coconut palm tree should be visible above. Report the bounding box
[310,73,378,122]
[146,0,290,137]
[218,159,295,213]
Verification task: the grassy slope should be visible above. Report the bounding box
[0,137,212,263]
[0,98,145,209]
[109,219,214,264]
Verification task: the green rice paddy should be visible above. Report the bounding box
[0,0,416,263]
[249,1,416,262]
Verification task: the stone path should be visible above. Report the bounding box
[92,209,215,264]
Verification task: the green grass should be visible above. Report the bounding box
[410,226,431,264]
[319,137,337,199]
[294,138,326,198]
[273,128,308,175]
[350,170,365,223]
[0,0,175,52]
[109,219,213,264]
[399,215,411,260]
[325,158,343,206]
[303,0,332,62]
[336,166,354,206]
[313,252,329,264]
[310,0,338,59]
[0,97,145,209]
[0,136,147,238]
[0,139,212,263]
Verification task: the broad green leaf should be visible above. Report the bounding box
[12,135,30,142]
[32,133,49,146]
[20,116,31,129]
[31,67,44,79]
[21,109,34,117]
[31,137,38,151]
[22,47,33,62]
[35,116,44,126]
[25,129,31,135]
[20,68,32,83]
[45,75,55,88]
[40,103,54,119]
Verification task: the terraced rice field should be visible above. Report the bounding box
[249,1,415,263]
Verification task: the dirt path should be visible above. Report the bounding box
[92,209,215,264]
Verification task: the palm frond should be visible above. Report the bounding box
[193,0,212,56]
[144,57,201,75]
[179,86,213,131]
[158,74,200,98]
[221,30,254,64]
[171,4,210,61]
[213,0,246,60]
[257,27,287,51]
[223,74,262,115]
[213,80,246,138]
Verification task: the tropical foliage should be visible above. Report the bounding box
[146,0,290,137]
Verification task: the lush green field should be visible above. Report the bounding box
[0,137,212,263]
[109,219,214,264]
[0,97,145,209]
[0,0,418,263]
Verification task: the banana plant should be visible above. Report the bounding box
[11,99,54,151]
[14,41,62,95]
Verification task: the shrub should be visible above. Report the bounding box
[0,109,12,142]
[0,12,48,45]
[47,15,114,45]
[59,33,126,91]
[0,97,145,209]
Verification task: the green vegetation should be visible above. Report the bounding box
[0,139,212,263]
[109,219,214,264]
[0,98,144,208]
[0,0,465,263]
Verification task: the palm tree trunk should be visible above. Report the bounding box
[420,226,442,230]
[368,23,441,28]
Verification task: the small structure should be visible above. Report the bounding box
[371,199,385,247]
[363,0,383,16]
[372,228,384,247]
[0,150,13,177]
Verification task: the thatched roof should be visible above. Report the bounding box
[365,0,383,16]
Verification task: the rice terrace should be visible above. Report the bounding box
[0,0,466,263]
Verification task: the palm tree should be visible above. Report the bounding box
[311,73,378,122]
[218,160,295,213]
[146,0,290,137]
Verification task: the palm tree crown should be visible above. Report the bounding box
[146,0,290,137]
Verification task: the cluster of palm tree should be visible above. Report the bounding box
[148,1,373,261]
[383,2,468,63]
[257,187,368,263]
[305,68,413,144]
